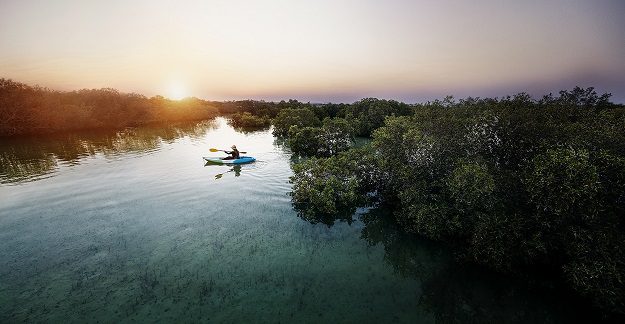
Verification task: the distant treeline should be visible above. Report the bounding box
[0,79,221,136]
[0,79,354,136]
[1,78,399,137]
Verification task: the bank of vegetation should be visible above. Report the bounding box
[0,79,220,136]
[279,89,625,317]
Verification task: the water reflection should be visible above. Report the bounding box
[231,125,271,134]
[208,165,242,180]
[294,205,356,227]
[358,208,600,323]
[0,120,218,184]
[360,209,447,277]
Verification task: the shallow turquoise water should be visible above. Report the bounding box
[0,118,599,322]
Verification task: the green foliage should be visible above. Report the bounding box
[563,227,625,312]
[318,118,354,155]
[216,100,279,118]
[447,162,495,214]
[287,118,354,157]
[272,108,321,137]
[287,126,323,157]
[446,162,496,237]
[289,146,382,225]
[228,112,271,129]
[469,211,526,272]
[593,151,625,219]
[307,103,348,120]
[346,98,413,137]
[525,148,600,225]
[289,155,360,226]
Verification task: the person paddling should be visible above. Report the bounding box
[224,145,240,160]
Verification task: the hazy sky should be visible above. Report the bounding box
[1,0,624,102]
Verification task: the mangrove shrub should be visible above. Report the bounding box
[272,108,321,137]
[287,118,354,157]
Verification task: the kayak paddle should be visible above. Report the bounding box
[210,148,247,154]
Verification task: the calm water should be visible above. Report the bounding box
[0,118,598,323]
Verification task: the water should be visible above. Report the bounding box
[0,118,599,322]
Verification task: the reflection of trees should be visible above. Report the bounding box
[0,150,58,183]
[231,125,271,134]
[415,263,605,323]
[358,208,602,323]
[0,119,217,184]
[294,206,355,227]
[360,209,447,277]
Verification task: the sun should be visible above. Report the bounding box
[167,81,187,100]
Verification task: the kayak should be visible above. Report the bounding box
[203,156,256,165]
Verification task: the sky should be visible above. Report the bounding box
[1,0,624,103]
